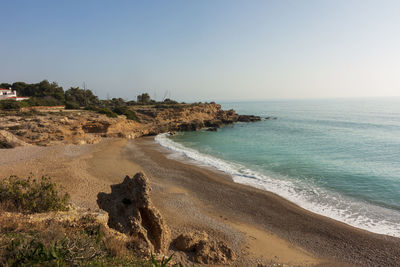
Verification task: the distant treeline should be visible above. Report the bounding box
[0,80,180,120]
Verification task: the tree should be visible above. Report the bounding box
[11,82,28,95]
[163,98,178,104]
[0,83,11,89]
[0,100,21,110]
[10,80,65,104]
[65,87,99,107]
[38,80,65,102]
[137,93,151,103]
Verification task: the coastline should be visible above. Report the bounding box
[154,132,400,238]
[130,137,400,266]
[1,138,400,266]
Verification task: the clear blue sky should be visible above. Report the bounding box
[1,0,399,101]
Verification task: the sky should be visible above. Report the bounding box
[1,0,400,102]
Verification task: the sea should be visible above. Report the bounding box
[155,98,400,237]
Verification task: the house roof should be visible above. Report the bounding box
[0,88,11,91]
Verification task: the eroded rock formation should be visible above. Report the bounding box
[97,172,170,253]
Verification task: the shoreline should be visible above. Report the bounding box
[1,138,400,265]
[129,137,400,266]
[154,133,400,238]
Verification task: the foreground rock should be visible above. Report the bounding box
[173,232,235,264]
[97,172,170,253]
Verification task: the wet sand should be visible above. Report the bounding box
[1,138,400,266]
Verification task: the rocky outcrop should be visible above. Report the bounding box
[0,130,30,148]
[206,127,218,132]
[97,172,170,253]
[238,114,262,122]
[82,121,111,133]
[0,103,261,147]
[173,232,235,264]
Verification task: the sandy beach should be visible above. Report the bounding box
[1,137,400,266]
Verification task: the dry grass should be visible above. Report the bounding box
[104,236,129,257]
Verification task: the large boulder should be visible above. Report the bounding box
[97,172,170,253]
[172,232,235,264]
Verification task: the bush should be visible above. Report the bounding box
[112,106,140,122]
[98,108,118,118]
[0,100,20,110]
[163,98,178,104]
[25,96,62,106]
[0,175,70,213]
[84,105,99,111]
[65,101,80,110]
[5,238,68,266]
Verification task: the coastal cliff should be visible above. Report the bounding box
[0,103,260,148]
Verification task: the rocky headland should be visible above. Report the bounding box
[0,103,260,148]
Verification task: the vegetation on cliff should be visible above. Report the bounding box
[0,80,180,122]
[0,80,177,110]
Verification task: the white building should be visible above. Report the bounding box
[0,88,29,101]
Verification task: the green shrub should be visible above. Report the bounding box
[0,100,21,110]
[113,106,140,122]
[65,101,80,110]
[25,96,62,106]
[5,238,68,266]
[84,105,99,111]
[162,98,178,104]
[0,175,70,213]
[98,108,118,118]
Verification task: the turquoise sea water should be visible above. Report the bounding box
[155,98,400,237]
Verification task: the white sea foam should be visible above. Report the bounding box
[155,133,400,237]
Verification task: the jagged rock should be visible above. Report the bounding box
[204,120,223,128]
[238,115,261,122]
[173,232,235,264]
[0,130,29,148]
[206,127,218,132]
[97,172,170,253]
[177,121,202,131]
[82,121,111,133]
